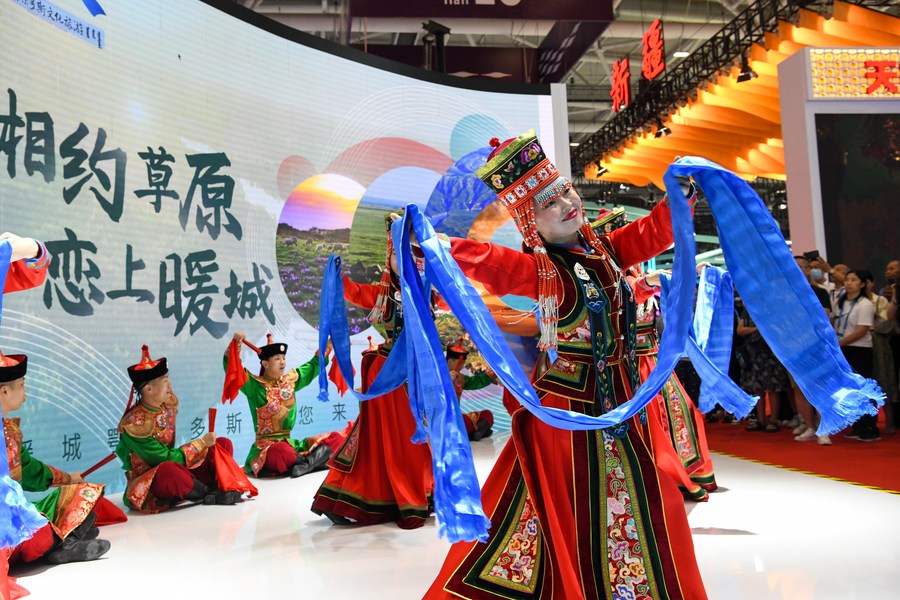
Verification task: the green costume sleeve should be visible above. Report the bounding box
[463,372,495,391]
[18,444,53,492]
[293,353,326,392]
[119,431,186,466]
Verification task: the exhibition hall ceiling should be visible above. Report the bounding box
[243,0,899,146]
[244,0,748,143]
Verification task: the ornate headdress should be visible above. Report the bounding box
[258,334,287,361]
[0,350,27,384]
[368,208,405,323]
[445,337,469,362]
[127,345,168,388]
[590,206,628,234]
[476,129,616,350]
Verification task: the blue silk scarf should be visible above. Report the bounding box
[661,268,757,418]
[316,255,411,405]
[390,198,695,542]
[666,157,883,434]
[317,254,489,542]
[0,240,49,548]
[692,266,748,414]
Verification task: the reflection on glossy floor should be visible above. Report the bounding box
[14,431,900,599]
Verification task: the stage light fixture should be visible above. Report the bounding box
[737,55,758,82]
[654,117,671,138]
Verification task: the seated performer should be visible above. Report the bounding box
[116,345,250,512]
[2,232,52,600]
[225,333,334,478]
[2,351,110,565]
[445,338,496,441]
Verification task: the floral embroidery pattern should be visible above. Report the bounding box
[664,380,699,465]
[482,491,541,593]
[4,418,23,481]
[603,432,653,599]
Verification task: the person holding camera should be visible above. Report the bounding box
[808,251,848,301]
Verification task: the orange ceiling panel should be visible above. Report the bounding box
[585,1,898,184]
[833,1,900,35]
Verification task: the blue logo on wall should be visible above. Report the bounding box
[82,0,105,16]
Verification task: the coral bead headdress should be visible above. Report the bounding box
[475,129,616,350]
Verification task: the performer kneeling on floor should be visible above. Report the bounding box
[2,351,110,565]
[224,333,337,478]
[116,345,252,513]
[445,338,496,442]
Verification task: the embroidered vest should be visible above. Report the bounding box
[533,243,639,412]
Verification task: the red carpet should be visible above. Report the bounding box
[705,420,900,494]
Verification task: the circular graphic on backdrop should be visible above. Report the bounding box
[276,174,365,327]
[277,155,317,199]
[344,166,441,278]
[449,115,507,161]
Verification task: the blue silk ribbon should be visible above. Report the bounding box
[661,270,757,419]
[0,240,49,548]
[692,266,755,416]
[393,219,490,542]
[664,157,883,434]
[316,255,410,405]
[393,157,879,448]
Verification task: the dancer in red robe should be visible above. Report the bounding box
[311,212,434,529]
[596,208,716,502]
[628,269,717,502]
[424,131,707,599]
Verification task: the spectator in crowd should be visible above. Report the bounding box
[833,270,879,441]
[811,256,848,295]
[865,274,896,434]
[737,302,790,432]
[792,256,834,445]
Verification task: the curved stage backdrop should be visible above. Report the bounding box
[0,0,563,493]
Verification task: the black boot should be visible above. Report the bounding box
[204,490,241,505]
[469,418,492,442]
[70,512,99,541]
[476,418,493,440]
[45,538,110,564]
[290,444,332,478]
[184,479,211,502]
[323,511,352,525]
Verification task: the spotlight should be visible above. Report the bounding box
[654,117,671,138]
[596,164,608,176]
[737,55,757,83]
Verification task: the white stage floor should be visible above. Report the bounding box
[13,431,900,599]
